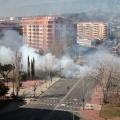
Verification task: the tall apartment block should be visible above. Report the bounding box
[20,16,76,53]
[77,22,108,40]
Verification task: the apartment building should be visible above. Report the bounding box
[77,22,108,40]
[20,16,76,53]
[0,20,22,37]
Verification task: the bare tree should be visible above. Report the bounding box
[13,50,22,99]
[49,36,71,58]
[84,59,120,104]
[49,40,64,58]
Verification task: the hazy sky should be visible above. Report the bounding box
[0,0,120,17]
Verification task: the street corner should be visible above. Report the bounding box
[81,109,102,120]
[20,98,31,108]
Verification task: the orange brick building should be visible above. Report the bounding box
[20,16,76,53]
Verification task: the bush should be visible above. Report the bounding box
[0,81,9,97]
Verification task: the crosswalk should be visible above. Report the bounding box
[30,99,82,109]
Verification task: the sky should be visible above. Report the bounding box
[0,0,120,17]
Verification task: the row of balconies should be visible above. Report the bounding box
[27,34,53,37]
[27,29,53,31]
[28,36,53,39]
[27,31,53,34]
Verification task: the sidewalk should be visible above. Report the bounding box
[19,77,60,98]
[0,77,60,112]
[7,77,60,98]
[81,85,106,120]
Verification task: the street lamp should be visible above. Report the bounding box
[12,58,15,97]
[48,55,51,87]
[60,104,74,120]
[60,60,64,78]
[82,79,85,110]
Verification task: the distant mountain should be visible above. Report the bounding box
[62,10,120,22]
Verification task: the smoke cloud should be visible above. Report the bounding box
[0,30,92,78]
[0,30,119,78]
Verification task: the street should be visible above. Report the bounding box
[0,78,96,120]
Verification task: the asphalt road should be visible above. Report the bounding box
[0,78,95,120]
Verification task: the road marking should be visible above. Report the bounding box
[55,78,82,109]
[47,98,59,100]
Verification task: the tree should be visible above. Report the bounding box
[27,56,30,78]
[85,59,120,104]
[31,57,35,79]
[32,57,35,78]
[0,63,15,86]
[49,39,63,58]
[13,50,22,99]
[33,81,38,98]
[0,81,9,97]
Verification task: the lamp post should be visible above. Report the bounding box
[60,60,61,78]
[12,69,14,97]
[60,104,74,120]
[48,55,51,87]
[12,58,15,97]
[82,79,85,110]
[60,60,64,78]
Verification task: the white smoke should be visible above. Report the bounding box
[0,30,24,50]
[1,30,118,79]
[19,45,90,78]
[0,46,14,64]
[0,30,93,78]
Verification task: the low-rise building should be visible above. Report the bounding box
[77,22,108,40]
[0,20,22,37]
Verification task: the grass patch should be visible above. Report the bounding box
[100,103,120,119]
[100,110,120,118]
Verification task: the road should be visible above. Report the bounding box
[0,78,96,120]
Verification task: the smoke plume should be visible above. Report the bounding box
[0,30,119,78]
